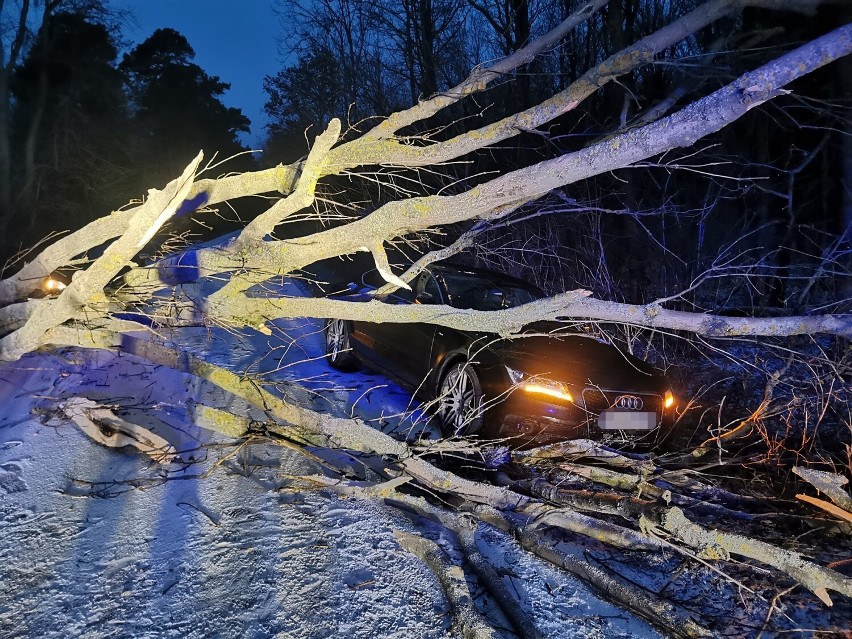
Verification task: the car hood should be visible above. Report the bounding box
[485,327,665,393]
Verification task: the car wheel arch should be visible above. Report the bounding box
[432,351,472,396]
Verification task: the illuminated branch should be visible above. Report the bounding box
[0,153,203,361]
[0,0,809,304]
[211,293,850,340]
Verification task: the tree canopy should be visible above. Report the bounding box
[119,27,251,190]
[0,6,252,265]
[263,46,343,159]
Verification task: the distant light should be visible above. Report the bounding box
[664,390,675,409]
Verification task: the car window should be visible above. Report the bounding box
[388,286,414,304]
[417,272,443,304]
[440,271,541,310]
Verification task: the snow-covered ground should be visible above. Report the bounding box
[0,278,664,638]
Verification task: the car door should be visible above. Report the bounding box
[366,271,441,389]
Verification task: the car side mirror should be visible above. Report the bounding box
[415,291,435,304]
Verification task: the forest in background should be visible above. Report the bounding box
[0,1,252,264]
[2,1,848,307]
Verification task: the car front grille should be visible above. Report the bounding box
[581,388,662,415]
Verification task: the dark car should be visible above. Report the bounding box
[324,263,676,446]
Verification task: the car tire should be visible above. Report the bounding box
[325,319,357,370]
[437,361,485,436]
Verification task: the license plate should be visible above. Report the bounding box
[599,411,657,430]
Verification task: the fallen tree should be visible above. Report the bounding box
[0,1,850,635]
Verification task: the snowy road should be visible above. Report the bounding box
[0,279,663,638]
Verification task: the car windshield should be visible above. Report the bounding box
[440,271,541,310]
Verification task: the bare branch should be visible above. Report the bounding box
[367,0,608,138]
[237,119,341,246]
[0,162,299,304]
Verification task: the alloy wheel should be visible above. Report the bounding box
[438,362,483,436]
[325,319,355,369]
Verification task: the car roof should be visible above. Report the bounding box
[426,262,544,293]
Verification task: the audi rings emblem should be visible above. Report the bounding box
[615,395,643,410]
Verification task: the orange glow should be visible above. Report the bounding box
[664,390,675,409]
[523,383,573,403]
[43,278,66,292]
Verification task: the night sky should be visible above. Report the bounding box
[107,0,282,146]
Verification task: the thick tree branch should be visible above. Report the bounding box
[651,506,852,606]
[333,0,820,168]
[0,162,299,305]
[41,326,528,511]
[305,475,714,638]
[365,0,608,138]
[0,0,601,303]
[4,0,834,315]
[236,120,341,246]
[135,21,851,296]
[0,152,203,361]
[395,532,501,639]
[213,293,851,339]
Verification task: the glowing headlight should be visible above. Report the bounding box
[664,390,675,409]
[507,368,574,403]
[522,382,574,403]
[43,277,67,292]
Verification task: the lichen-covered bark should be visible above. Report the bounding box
[213,293,852,339]
[42,325,527,511]
[0,162,299,305]
[653,506,852,606]
[235,119,341,248]
[793,467,852,512]
[306,475,714,638]
[116,23,851,342]
[0,1,603,306]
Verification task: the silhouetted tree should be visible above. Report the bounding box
[466,0,532,105]
[119,28,251,189]
[263,46,343,160]
[0,3,132,265]
[11,11,131,244]
[370,0,470,103]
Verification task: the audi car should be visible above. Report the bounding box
[324,263,676,446]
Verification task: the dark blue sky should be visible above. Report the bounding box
[108,0,282,147]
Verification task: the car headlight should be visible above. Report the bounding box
[664,389,675,409]
[42,277,67,292]
[507,367,574,403]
